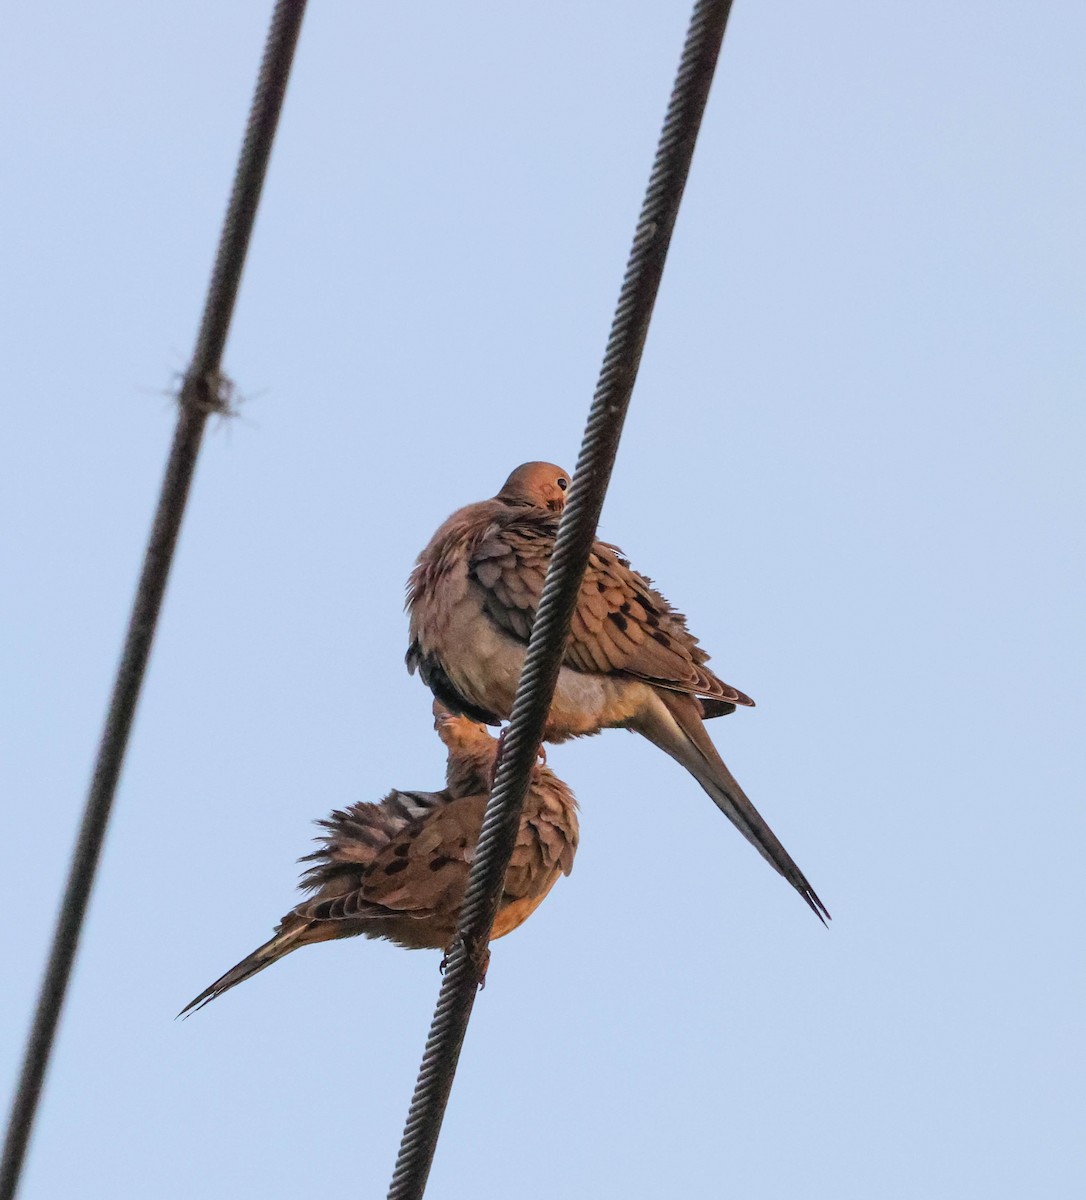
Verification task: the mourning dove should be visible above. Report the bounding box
[179,703,578,1015]
[406,461,828,921]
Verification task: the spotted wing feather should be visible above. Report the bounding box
[469,514,752,708]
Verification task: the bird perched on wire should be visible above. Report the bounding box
[406,461,827,922]
[179,702,578,1016]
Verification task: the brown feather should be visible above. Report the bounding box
[180,706,578,1015]
[404,463,829,922]
[477,514,752,706]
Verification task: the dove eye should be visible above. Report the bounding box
[557,478,568,490]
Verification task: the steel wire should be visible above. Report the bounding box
[386,4,736,1197]
[0,5,308,1196]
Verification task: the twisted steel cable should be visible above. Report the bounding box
[386,3,736,1196]
[0,5,308,1196]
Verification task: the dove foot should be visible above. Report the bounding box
[439,937,491,989]
[489,729,509,789]
[488,728,547,789]
[468,938,491,989]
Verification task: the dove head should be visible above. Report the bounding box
[432,700,497,757]
[433,700,500,795]
[497,462,570,513]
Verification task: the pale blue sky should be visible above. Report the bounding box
[2,3,1083,1198]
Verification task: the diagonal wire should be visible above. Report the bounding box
[0,4,308,1197]
[386,3,736,1197]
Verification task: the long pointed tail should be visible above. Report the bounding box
[635,693,830,923]
[178,921,310,1018]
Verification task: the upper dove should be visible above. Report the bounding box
[406,461,828,921]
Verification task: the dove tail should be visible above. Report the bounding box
[634,693,830,924]
[178,923,310,1018]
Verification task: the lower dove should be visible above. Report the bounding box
[180,703,578,1015]
[406,461,828,921]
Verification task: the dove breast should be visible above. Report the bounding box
[408,504,656,739]
[436,575,642,740]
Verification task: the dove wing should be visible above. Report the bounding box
[468,515,752,708]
